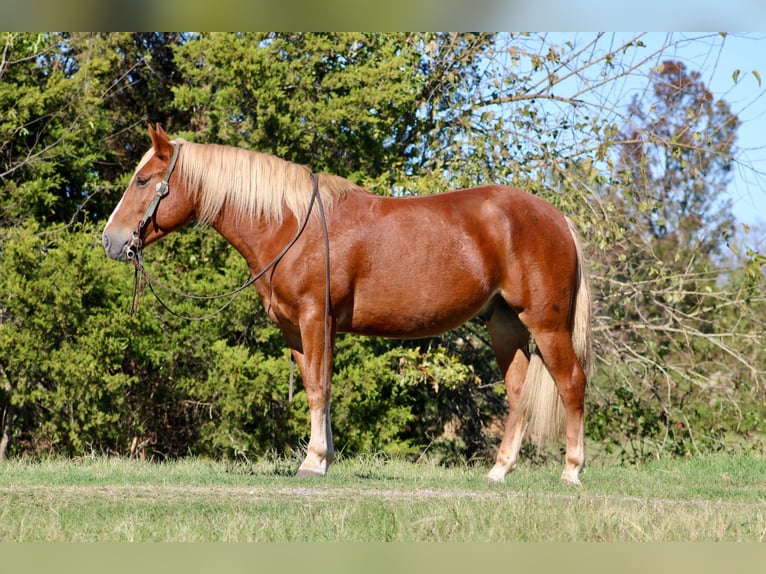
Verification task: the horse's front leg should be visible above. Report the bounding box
[292,321,336,477]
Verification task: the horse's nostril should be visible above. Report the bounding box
[102,233,110,251]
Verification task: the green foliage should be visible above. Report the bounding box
[173,33,421,180]
[182,340,299,458]
[0,33,189,228]
[0,223,134,453]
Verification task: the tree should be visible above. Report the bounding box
[171,33,497,189]
[0,33,188,228]
[0,32,190,459]
[616,60,740,263]
[0,33,104,227]
[590,60,760,460]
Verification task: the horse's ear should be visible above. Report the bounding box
[148,123,173,160]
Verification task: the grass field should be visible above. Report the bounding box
[1,453,765,542]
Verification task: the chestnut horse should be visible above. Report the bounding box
[102,125,593,485]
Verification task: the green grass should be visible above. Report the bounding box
[1,453,765,541]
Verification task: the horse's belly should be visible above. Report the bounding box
[340,278,495,338]
[334,201,508,337]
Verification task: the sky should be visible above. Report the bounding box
[543,33,766,234]
[658,33,766,229]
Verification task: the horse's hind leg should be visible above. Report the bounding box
[484,303,530,483]
[531,329,587,485]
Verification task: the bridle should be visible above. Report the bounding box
[126,142,181,262]
[125,142,332,396]
[126,143,328,320]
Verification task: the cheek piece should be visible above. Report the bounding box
[126,143,180,261]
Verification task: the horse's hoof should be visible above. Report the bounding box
[485,468,507,483]
[560,472,582,486]
[296,468,326,478]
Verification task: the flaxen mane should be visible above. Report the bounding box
[172,139,358,224]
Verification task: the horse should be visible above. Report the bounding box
[102,124,593,485]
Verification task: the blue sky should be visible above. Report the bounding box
[541,33,766,232]
[658,33,766,228]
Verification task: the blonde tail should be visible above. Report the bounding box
[521,217,593,443]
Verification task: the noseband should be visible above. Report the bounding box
[126,142,181,261]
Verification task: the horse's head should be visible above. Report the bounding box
[102,124,195,261]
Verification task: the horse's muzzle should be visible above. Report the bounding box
[102,231,130,262]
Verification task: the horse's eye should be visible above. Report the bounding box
[136,176,150,188]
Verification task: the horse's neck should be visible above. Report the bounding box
[211,206,301,273]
